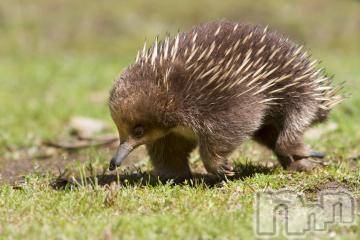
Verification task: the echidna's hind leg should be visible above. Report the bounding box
[253,124,304,168]
[274,105,324,171]
[253,124,279,151]
[146,133,197,180]
[275,134,315,171]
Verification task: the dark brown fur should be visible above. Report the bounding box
[109,20,343,179]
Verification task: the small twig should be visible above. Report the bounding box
[76,134,118,142]
[43,136,118,151]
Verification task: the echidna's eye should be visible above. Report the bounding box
[133,125,145,138]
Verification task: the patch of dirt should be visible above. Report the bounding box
[0,143,147,185]
[0,154,67,185]
[303,179,358,198]
[317,181,350,191]
[0,116,151,185]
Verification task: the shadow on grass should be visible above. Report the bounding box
[51,162,275,190]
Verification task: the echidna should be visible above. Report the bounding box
[108,20,344,179]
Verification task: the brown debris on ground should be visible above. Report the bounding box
[0,116,124,185]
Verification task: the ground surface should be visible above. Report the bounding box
[0,1,359,239]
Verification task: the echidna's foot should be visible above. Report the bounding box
[277,149,326,170]
[219,164,235,178]
[286,158,322,172]
[205,163,235,178]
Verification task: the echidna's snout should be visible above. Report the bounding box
[108,121,170,171]
[109,142,134,170]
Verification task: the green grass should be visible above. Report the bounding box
[0,1,359,239]
[0,165,359,239]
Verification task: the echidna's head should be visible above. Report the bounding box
[108,65,176,170]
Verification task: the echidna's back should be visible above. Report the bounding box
[134,20,343,124]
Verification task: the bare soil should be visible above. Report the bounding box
[0,143,147,185]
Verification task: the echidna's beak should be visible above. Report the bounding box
[109,142,134,171]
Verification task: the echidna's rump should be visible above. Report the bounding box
[108,20,344,177]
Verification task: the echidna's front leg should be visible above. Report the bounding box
[199,137,236,177]
[146,133,197,180]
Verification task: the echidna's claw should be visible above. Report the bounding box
[309,151,326,158]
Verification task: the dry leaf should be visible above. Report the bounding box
[69,116,109,138]
[43,135,117,150]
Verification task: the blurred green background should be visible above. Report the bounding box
[0,0,359,150]
[0,1,359,239]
